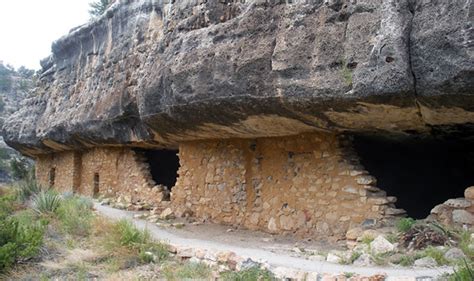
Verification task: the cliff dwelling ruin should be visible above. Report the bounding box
[2,0,473,240]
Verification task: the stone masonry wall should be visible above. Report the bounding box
[172,133,404,238]
[36,148,166,206]
[36,152,79,193]
[36,132,405,238]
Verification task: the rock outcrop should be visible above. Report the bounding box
[2,0,473,155]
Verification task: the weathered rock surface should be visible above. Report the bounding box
[2,0,473,155]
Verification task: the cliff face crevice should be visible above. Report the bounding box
[2,0,473,155]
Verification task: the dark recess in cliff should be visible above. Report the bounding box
[140,149,180,190]
[353,134,474,219]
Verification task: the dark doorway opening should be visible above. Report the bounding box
[93,173,100,197]
[352,134,474,219]
[139,149,180,191]
[49,168,56,187]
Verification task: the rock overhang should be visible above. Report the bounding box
[2,0,473,156]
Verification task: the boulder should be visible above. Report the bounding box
[353,253,374,267]
[267,217,278,233]
[414,257,437,268]
[326,253,342,264]
[444,248,466,261]
[159,208,175,220]
[452,210,474,225]
[346,227,363,241]
[370,236,395,255]
[444,199,472,209]
[465,187,474,201]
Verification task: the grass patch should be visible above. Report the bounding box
[449,259,474,281]
[386,232,399,244]
[344,272,355,278]
[394,255,415,267]
[457,230,474,260]
[396,217,416,233]
[221,266,275,281]
[361,235,375,245]
[56,196,94,236]
[99,218,169,268]
[422,246,448,266]
[340,251,362,265]
[340,59,353,86]
[163,261,212,280]
[371,252,392,266]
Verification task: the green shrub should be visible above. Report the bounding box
[0,194,15,218]
[0,215,46,272]
[56,196,94,236]
[15,179,42,202]
[32,190,62,214]
[396,217,416,233]
[221,266,275,281]
[89,0,110,17]
[9,157,32,181]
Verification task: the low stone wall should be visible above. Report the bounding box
[172,133,404,238]
[36,148,166,206]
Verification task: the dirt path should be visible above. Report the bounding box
[95,204,453,279]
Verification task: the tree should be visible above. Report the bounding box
[9,157,31,180]
[0,96,5,113]
[0,63,12,92]
[16,66,35,79]
[89,0,110,17]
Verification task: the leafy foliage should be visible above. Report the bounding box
[396,217,416,233]
[89,0,110,17]
[9,157,32,181]
[0,192,46,272]
[0,63,13,92]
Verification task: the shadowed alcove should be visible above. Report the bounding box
[140,149,180,190]
[352,134,474,219]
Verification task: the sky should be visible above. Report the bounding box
[0,0,91,70]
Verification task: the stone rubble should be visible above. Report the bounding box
[429,186,474,229]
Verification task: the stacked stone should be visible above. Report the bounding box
[429,187,474,229]
[172,133,406,239]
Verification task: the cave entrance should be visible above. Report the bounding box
[139,149,180,199]
[352,134,474,219]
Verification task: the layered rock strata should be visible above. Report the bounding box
[3,0,473,154]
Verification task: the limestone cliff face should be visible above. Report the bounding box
[2,0,473,155]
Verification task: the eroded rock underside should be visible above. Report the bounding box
[2,0,474,237]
